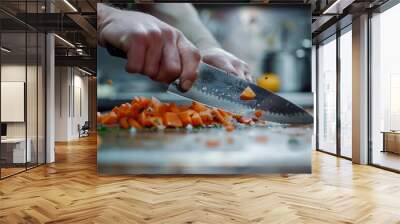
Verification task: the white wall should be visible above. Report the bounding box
[54,67,89,141]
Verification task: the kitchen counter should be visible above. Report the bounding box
[98,124,312,174]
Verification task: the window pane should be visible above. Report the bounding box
[340,29,352,158]
[371,4,400,171]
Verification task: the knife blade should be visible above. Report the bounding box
[168,63,313,124]
[105,44,313,124]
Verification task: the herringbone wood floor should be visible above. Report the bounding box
[1,135,400,224]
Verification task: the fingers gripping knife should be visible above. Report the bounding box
[105,44,313,124]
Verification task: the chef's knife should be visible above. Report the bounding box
[105,44,313,124]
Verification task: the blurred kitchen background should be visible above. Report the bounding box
[98,4,312,112]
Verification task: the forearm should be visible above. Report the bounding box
[97,3,118,47]
[149,3,220,50]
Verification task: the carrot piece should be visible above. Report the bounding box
[127,104,141,118]
[199,110,213,125]
[178,111,192,127]
[101,111,118,125]
[119,117,129,129]
[150,97,162,113]
[217,109,229,119]
[205,140,220,148]
[191,101,208,113]
[163,112,183,128]
[255,135,268,143]
[157,103,169,115]
[115,103,132,117]
[131,96,150,109]
[138,111,152,127]
[224,125,235,132]
[148,116,164,128]
[177,105,190,112]
[238,116,252,124]
[240,86,256,100]
[254,110,263,118]
[190,112,203,127]
[168,103,181,113]
[128,118,142,129]
[212,109,228,125]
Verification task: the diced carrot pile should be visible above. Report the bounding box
[97,96,266,131]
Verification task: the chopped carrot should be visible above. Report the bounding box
[255,135,268,143]
[205,139,220,148]
[101,111,118,125]
[138,111,152,127]
[98,97,267,130]
[254,110,263,118]
[163,112,183,128]
[212,109,228,125]
[190,112,203,126]
[240,86,256,100]
[191,101,208,113]
[150,97,162,113]
[224,125,235,132]
[119,117,129,129]
[148,116,164,128]
[128,118,142,129]
[178,111,192,127]
[238,116,252,124]
[199,110,213,125]
[226,137,234,144]
[168,103,181,113]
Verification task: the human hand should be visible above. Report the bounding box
[200,48,252,82]
[98,4,201,91]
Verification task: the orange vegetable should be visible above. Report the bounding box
[191,101,208,113]
[177,105,190,112]
[168,103,181,113]
[98,96,267,130]
[255,135,268,143]
[190,112,203,126]
[163,112,183,128]
[101,111,118,125]
[178,111,192,127]
[148,116,164,128]
[199,110,213,125]
[138,111,152,127]
[224,125,235,132]
[205,140,220,148]
[238,116,252,124]
[150,97,162,113]
[240,87,256,100]
[212,109,228,125]
[128,118,142,129]
[131,96,150,109]
[254,110,263,118]
[119,117,129,129]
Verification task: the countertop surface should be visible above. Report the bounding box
[98,124,312,174]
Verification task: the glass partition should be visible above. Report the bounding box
[1,31,28,177]
[0,1,46,179]
[317,36,337,154]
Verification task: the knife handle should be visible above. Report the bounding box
[104,43,185,91]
